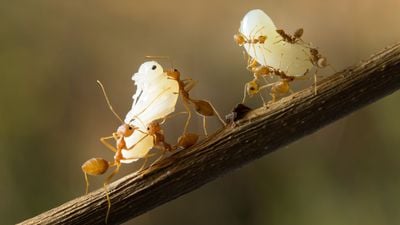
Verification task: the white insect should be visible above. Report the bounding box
[121,61,179,163]
[238,9,312,77]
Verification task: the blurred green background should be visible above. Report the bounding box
[1,1,400,224]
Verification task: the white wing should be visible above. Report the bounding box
[121,61,179,163]
[240,9,313,77]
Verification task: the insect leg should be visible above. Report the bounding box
[100,135,118,153]
[104,162,121,224]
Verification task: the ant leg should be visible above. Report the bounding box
[207,101,227,126]
[104,162,120,224]
[182,98,192,134]
[183,80,198,93]
[202,116,208,136]
[100,135,118,153]
[136,153,158,172]
[259,82,275,91]
[258,92,267,106]
[149,146,167,168]
[314,69,318,95]
[160,111,188,124]
[328,64,337,73]
[242,83,248,103]
[84,172,90,195]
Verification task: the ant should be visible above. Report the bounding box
[81,81,172,223]
[165,68,226,136]
[234,26,272,66]
[302,47,336,94]
[145,56,226,137]
[275,28,305,45]
[244,58,311,102]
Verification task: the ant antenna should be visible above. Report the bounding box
[96,80,124,124]
[145,55,174,69]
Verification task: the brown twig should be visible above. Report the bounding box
[18,43,400,225]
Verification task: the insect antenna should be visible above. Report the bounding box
[145,55,174,69]
[96,80,124,124]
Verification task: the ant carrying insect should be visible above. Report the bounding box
[145,56,226,137]
[82,80,173,223]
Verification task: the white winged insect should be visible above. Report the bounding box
[81,61,180,223]
[237,9,313,76]
[122,61,179,163]
[235,9,319,102]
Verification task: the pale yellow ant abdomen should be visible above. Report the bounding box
[82,158,109,176]
[271,81,290,94]
[176,133,199,149]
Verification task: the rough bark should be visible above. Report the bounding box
[18,42,400,225]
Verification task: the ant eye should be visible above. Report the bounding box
[174,69,178,72]
[152,65,157,70]
[128,127,132,130]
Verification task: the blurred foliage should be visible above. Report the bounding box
[0,0,399,224]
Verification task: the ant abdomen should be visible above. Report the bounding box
[271,81,290,94]
[82,158,109,176]
[176,133,199,149]
[192,100,215,117]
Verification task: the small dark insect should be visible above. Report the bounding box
[225,103,252,124]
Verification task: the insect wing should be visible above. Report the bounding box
[240,9,312,76]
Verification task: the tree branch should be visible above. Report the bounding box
[19,43,400,225]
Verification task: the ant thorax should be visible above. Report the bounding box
[121,61,179,164]
[239,9,313,77]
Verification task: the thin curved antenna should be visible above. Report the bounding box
[96,80,124,124]
[145,55,174,69]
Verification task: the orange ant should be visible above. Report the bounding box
[243,59,312,102]
[165,68,226,137]
[234,32,267,46]
[301,47,336,94]
[234,26,272,68]
[81,80,172,223]
[145,56,226,137]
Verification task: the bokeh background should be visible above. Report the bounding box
[1,0,400,224]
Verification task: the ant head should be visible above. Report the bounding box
[310,48,319,55]
[233,34,245,46]
[166,68,180,80]
[258,35,267,43]
[246,80,259,96]
[147,121,161,134]
[138,61,164,76]
[117,124,135,137]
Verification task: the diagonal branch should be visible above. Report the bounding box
[19,42,400,225]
